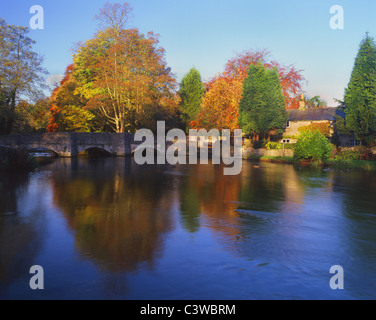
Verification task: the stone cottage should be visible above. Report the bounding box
[279,94,360,146]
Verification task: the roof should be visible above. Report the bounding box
[288,108,345,121]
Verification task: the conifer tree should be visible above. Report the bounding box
[344,33,376,143]
[239,63,287,139]
[178,68,204,131]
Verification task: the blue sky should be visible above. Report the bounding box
[0,0,375,106]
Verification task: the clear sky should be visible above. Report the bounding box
[1,0,375,106]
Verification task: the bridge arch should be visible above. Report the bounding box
[78,147,113,157]
[28,147,60,157]
[76,145,113,156]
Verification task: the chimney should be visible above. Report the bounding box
[299,94,306,110]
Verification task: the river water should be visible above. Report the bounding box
[0,158,376,300]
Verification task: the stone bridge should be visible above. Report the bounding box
[0,133,152,157]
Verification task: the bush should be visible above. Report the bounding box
[265,142,282,150]
[294,130,332,161]
[335,150,361,160]
[284,143,296,150]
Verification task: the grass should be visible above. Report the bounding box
[245,155,294,164]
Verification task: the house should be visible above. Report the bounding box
[281,106,350,145]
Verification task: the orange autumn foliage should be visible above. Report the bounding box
[190,76,243,131]
[224,49,305,110]
[47,65,74,132]
[191,49,305,131]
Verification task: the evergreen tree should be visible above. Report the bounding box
[239,63,287,139]
[344,33,376,143]
[178,67,205,131]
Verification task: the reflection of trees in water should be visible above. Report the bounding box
[51,158,175,273]
[179,163,241,238]
[0,173,44,295]
[334,171,376,261]
[178,162,340,264]
[331,171,376,298]
[178,163,304,239]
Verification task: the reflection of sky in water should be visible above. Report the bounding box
[1,158,376,299]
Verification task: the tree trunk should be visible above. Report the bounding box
[4,91,16,134]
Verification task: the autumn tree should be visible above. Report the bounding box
[223,49,305,109]
[47,65,96,132]
[191,49,304,131]
[73,2,179,133]
[344,33,376,143]
[178,67,205,132]
[239,63,288,139]
[13,98,51,133]
[190,76,242,131]
[0,18,48,134]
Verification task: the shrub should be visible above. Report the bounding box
[335,150,361,161]
[294,130,332,161]
[265,142,282,150]
[284,143,296,150]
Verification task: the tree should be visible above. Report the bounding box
[190,75,242,131]
[73,2,179,133]
[0,18,48,134]
[305,95,327,109]
[94,1,133,36]
[178,67,204,131]
[239,63,288,139]
[190,49,304,132]
[47,65,96,132]
[223,49,305,109]
[12,98,50,133]
[344,33,376,143]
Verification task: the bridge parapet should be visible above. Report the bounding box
[0,133,135,157]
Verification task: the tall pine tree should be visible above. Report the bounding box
[344,33,376,143]
[239,63,287,139]
[178,67,204,131]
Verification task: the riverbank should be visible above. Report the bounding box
[245,155,294,164]
[0,145,35,172]
[243,145,376,170]
[325,159,376,171]
[245,154,376,171]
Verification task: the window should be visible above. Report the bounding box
[349,139,361,147]
[283,139,291,144]
[286,121,290,128]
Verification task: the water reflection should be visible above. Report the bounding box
[0,173,45,295]
[1,158,376,299]
[50,158,175,273]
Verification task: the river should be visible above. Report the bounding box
[1,157,376,300]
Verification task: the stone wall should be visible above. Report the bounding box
[0,133,135,157]
[243,147,294,159]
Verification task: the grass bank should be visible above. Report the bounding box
[245,155,376,171]
[245,155,294,164]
